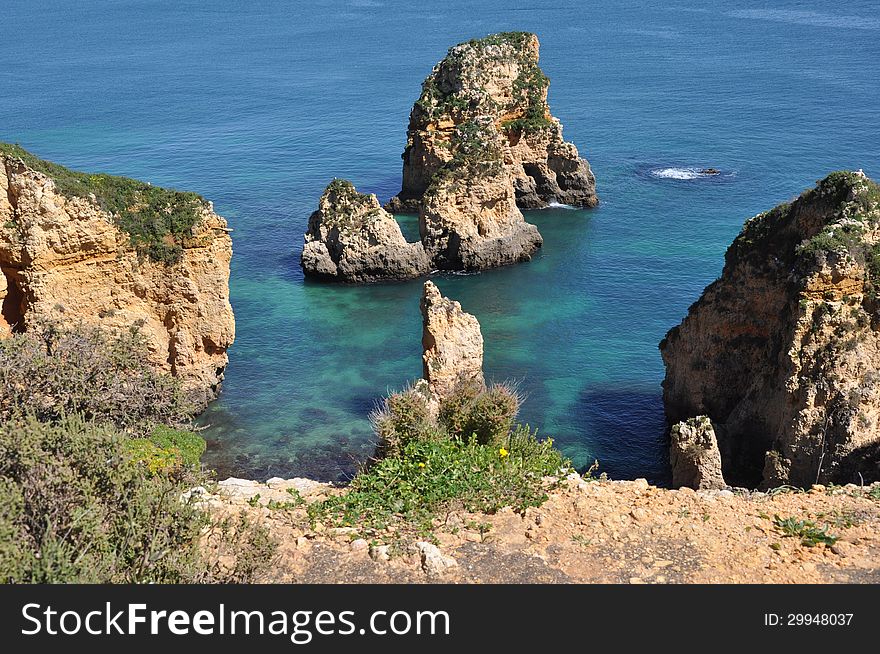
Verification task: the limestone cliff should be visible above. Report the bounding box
[388,32,597,214]
[420,280,484,400]
[301,180,428,282]
[0,144,235,405]
[661,171,880,488]
[419,120,542,270]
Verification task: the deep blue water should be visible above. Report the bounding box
[3,1,879,483]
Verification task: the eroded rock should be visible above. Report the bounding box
[301,179,429,282]
[661,171,880,488]
[389,31,597,213]
[0,145,234,405]
[420,280,485,400]
[419,119,542,270]
[670,416,726,490]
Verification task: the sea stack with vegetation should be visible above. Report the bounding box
[301,179,429,282]
[388,31,597,214]
[661,171,880,489]
[0,143,234,404]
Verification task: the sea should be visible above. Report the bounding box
[3,0,879,483]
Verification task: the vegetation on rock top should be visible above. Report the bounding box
[317,178,384,230]
[415,31,553,135]
[0,142,207,265]
[726,171,880,292]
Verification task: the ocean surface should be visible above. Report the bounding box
[3,0,879,484]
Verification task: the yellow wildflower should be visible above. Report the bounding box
[418,462,426,468]
[499,448,509,458]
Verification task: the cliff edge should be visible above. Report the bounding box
[661,171,880,488]
[0,143,235,405]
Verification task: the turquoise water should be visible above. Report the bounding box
[3,1,879,483]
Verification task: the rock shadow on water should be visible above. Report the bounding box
[571,387,671,486]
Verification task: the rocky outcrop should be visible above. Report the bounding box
[661,171,880,488]
[669,417,726,490]
[419,120,542,270]
[388,31,597,214]
[303,33,595,278]
[301,180,429,282]
[0,144,235,405]
[420,280,484,399]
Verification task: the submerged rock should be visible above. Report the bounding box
[301,179,429,283]
[669,416,726,490]
[661,171,880,488]
[0,143,234,405]
[420,280,485,400]
[388,32,597,214]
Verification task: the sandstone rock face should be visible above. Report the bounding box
[669,416,726,490]
[419,120,542,270]
[389,32,597,214]
[0,146,235,406]
[301,180,429,282]
[661,171,880,488]
[420,280,484,399]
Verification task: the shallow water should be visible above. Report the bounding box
[3,0,879,483]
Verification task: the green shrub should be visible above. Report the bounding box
[0,142,206,265]
[310,425,569,542]
[0,322,195,433]
[773,515,839,547]
[371,384,441,458]
[123,426,206,475]
[0,413,275,583]
[439,380,521,446]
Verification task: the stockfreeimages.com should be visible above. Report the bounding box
[21,603,450,644]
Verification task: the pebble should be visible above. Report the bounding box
[369,545,390,562]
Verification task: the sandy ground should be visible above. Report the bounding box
[201,475,880,584]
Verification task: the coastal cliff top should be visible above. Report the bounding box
[1,142,212,264]
[204,475,880,583]
[726,170,880,277]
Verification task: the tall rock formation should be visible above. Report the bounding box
[420,280,484,400]
[669,417,726,490]
[661,171,880,488]
[301,179,429,282]
[419,119,542,270]
[0,144,235,405]
[388,31,597,214]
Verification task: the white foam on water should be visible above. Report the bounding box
[650,167,703,180]
[546,201,577,209]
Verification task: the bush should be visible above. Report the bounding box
[443,381,521,446]
[371,384,439,458]
[310,425,569,542]
[0,322,195,434]
[0,413,274,583]
[123,426,206,476]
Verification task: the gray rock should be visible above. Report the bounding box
[416,541,458,577]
